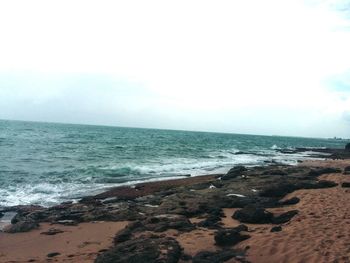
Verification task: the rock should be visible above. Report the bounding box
[114,228,133,243]
[271,226,282,232]
[344,166,350,174]
[192,250,243,263]
[143,215,195,232]
[4,220,39,233]
[272,210,298,224]
[95,236,181,263]
[40,228,64,236]
[262,169,287,176]
[222,166,248,180]
[311,180,338,189]
[113,215,194,244]
[47,252,61,258]
[279,197,300,206]
[308,168,342,177]
[214,225,250,246]
[345,143,350,151]
[341,182,350,188]
[261,180,337,199]
[114,221,143,244]
[233,206,273,224]
[55,220,78,226]
[259,183,297,198]
[197,208,224,229]
[181,254,192,261]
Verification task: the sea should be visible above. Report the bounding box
[0,119,347,207]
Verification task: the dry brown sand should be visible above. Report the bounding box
[0,221,128,263]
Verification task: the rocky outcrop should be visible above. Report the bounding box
[233,206,298,225]
[214,225,250,246]
[308,167,342,177]
[344,166,350,175]
[271,210,298,224]
[221,166,247,180]
[278,197,300,206]
[4,220,39,233]
[233,206,273,224]
[341,182,350,188]
[346,143,350,151]
[95,236,182,263]
[271,226,282,232]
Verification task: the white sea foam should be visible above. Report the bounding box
[0,150,323,207]
[271,144,280,150]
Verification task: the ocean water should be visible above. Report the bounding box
[0,120,347,207]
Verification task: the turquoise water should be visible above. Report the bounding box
[0,120,347,207]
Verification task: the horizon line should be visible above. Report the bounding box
[1,117,348,141]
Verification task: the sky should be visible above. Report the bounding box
[0,0,349,138]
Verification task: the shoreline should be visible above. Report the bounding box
[1,148,350,262]
[1,146,342,208]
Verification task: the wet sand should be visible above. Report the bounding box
[0,221,128,263]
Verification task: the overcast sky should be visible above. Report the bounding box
[0,0,349,138]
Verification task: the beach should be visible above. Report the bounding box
[1,148,350,263]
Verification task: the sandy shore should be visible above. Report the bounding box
[238,160,350,263]
[152,160,350,263]
[0,221,128,263]
[1,157,350,263]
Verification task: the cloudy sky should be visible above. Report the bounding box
[0,0,349,138]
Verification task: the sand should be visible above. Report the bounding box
[0,221,128,263]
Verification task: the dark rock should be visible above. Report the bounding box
[114,228,133,243]
[143,215,195,232]
[95,236,181,263]
[47,252,61,258]
[279,197,300,206]
[114,221,143,244]
[214,225,250,246]
[55,220,78,226]
[271,226,282,232]
[233,206,273,224]
[197,214,222,229]
[272,210,298,224]
[40,228,64,236]
[197,208,224,229]
[262,169,288,176]
[181,254,192,261]
[344,166,350,174]
[311,180,338,189]
[345,143,350,151]
[259,183,297,198]
[261,180,338,199]
[222,166,248,180]
[113,215,194,244]
[192,250,244,263]
[4,220,39,233]
[341,182,350,188]
[308,168,342,177]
